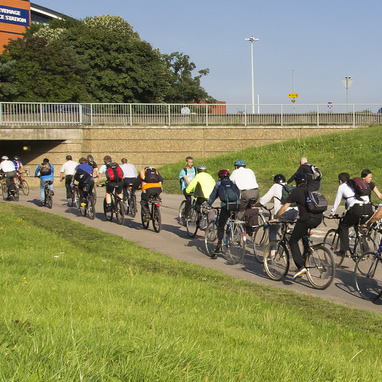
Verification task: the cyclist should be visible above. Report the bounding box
[73,157,94,206]
[287,157,321,191]
[60,155,78,202]
[34,158,54,205]
[120,157,137,198]
[258,174,298,242]
[185,164,215,218]
[13,156,27,174]
[133,166,163,221]
[179,156,197,218]
[87,155,99,182]
[0,156,17,200]
[273,172,323,279]
[98,155,124,212]
[207,169,240,258]
[230,159,259,220]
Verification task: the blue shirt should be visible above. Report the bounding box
[179,167,196,192]
[75,163,94,181]
[34,163,54,180]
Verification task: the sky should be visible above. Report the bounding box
[33,0,382,107]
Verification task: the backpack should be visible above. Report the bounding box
[179,167,196,189]
[306,189,328,214]
[144,167,161,183]
[105,162,123,182]
[74,167,91,184]
[39,162,51,176]
[218,179,240,211]
[275,184,296,204]
[309,164,323,181]
[347,177,371,198]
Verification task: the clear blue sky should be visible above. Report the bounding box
[34,0,382,106]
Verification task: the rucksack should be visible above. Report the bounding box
[144,167,161,183]
[218,179,240,211]
[347,177,371,198]
[275,184,296,204]
[306,189,328,214]
[105,162,123,182]
[39,162,51,176]
[309,164,323,181]
[74,167,91,184]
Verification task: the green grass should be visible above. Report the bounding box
[160,125,382,204]
[1,204,382,381]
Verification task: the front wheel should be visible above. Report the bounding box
[186,208,198,237]
[21,179,29,196]
[152,205,161,233]
[324,228,343,268]
[353,235,376,264]
[178,200,186,226]
[253,225,269,264]
[305,245,335,290]
[264,240,289,281]
[227,223,246,264]
[354,252,382,300]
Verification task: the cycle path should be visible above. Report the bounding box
[4,186,381,314]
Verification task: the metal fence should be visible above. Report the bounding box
[1,102,381,127]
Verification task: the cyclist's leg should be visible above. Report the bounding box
[40,177,46,202]
[140,191,150,217]
[289,220,309,271]
[214,207,229,255]
[183,190,192,218]
[65,175,73,199]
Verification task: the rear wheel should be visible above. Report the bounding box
[87,196,95,220]
[324,228,343,267]
[2,183,7,200]
[103,198,113,221]
[14,186,19,201]
[253,225,269,264]
[74,189,80,209]
[186,208,198,237]
[21,179,29,196]
[115,199,125,225]
[128,193,137,218]
[264,240,289,281]
[141,208,150,229]
[205,221,218,257]
[227,223,246,264]
[80,199,87,216]
[354,252,382,300]
[305,245,335,290]
[152,204,161,233]
[45,190,53,209]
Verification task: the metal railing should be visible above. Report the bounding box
[0,102,381,127]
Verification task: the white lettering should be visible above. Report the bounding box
[0,8,21,16]
[4,15,26,23]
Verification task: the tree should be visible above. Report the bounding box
[0,60,18,101]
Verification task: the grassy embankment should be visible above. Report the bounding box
[1,203,381,381]
[160,125,382,204]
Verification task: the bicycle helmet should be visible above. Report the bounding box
[294,172,308,184]
[14,156,20,161]
[234,159,246,167]
[1,156,9,160]
[218,169,230,179]
[197,164,207,173]
[274,174,286,183]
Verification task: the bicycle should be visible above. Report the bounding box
[15,172,29,196]
[324,214,375,268]
[264,221,335,290]
[69,183,80,208]
[141,194,162,232]
[79,187,95,220]
[354,227,382,301]
[204,207,246,264]
[2,175,19,201]
[42,180,53,209]
[123,185,137,218]
[178,197,191,226]
[102,183,124,225]
[186,199,208,238]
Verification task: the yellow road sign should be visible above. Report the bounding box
[288,93,298,98]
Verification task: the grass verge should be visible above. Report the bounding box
[1,204,382,381]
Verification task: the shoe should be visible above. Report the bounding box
[212,245,223,257]
[40,201,45,206]
[105,204,112,212]
[293,267,307,279]
[334,250,345,256]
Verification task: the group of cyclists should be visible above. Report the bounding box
[0,155,28,199]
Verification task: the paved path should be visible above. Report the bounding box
[5,186,382,314]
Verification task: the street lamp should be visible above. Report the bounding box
[245,36,259,114]
[341,76,353,112]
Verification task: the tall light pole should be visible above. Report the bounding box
[245,36,259,114]
[341,76,353,112]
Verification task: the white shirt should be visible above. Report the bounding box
[99,164,106,174]
[60,160,79,176]
[0,160,16,172]
[330,182,362,215]
[230,167,259,190]
[259,182,297,215]
[120,163,137,178]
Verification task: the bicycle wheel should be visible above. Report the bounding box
[353,235,376,263]
[2,183,7,200]
[74,189,80,209]
[264,240,289,281]
[13,186,19,201]
[115,199,125,225]
[227,223,246,264]
[178,200,186,226]
[253,225,269,264]
[91,187,97,206]
[45,190,53,209]
[103,199,113,221]
[186,208,198,237]
[80,199,87,216]
[20,179,29,196]
[152,205,161,233]
[141,208,150,229]
[129,194,137,218]
[205,221,218,257]
[305,245,335,290]
[354,252,382,300]
[324,228,344,268]
[87,196,95,220]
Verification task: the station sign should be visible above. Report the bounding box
[0,6,30,27]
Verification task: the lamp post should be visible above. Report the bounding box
[245,36,259,114]
[341,76,353,112]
